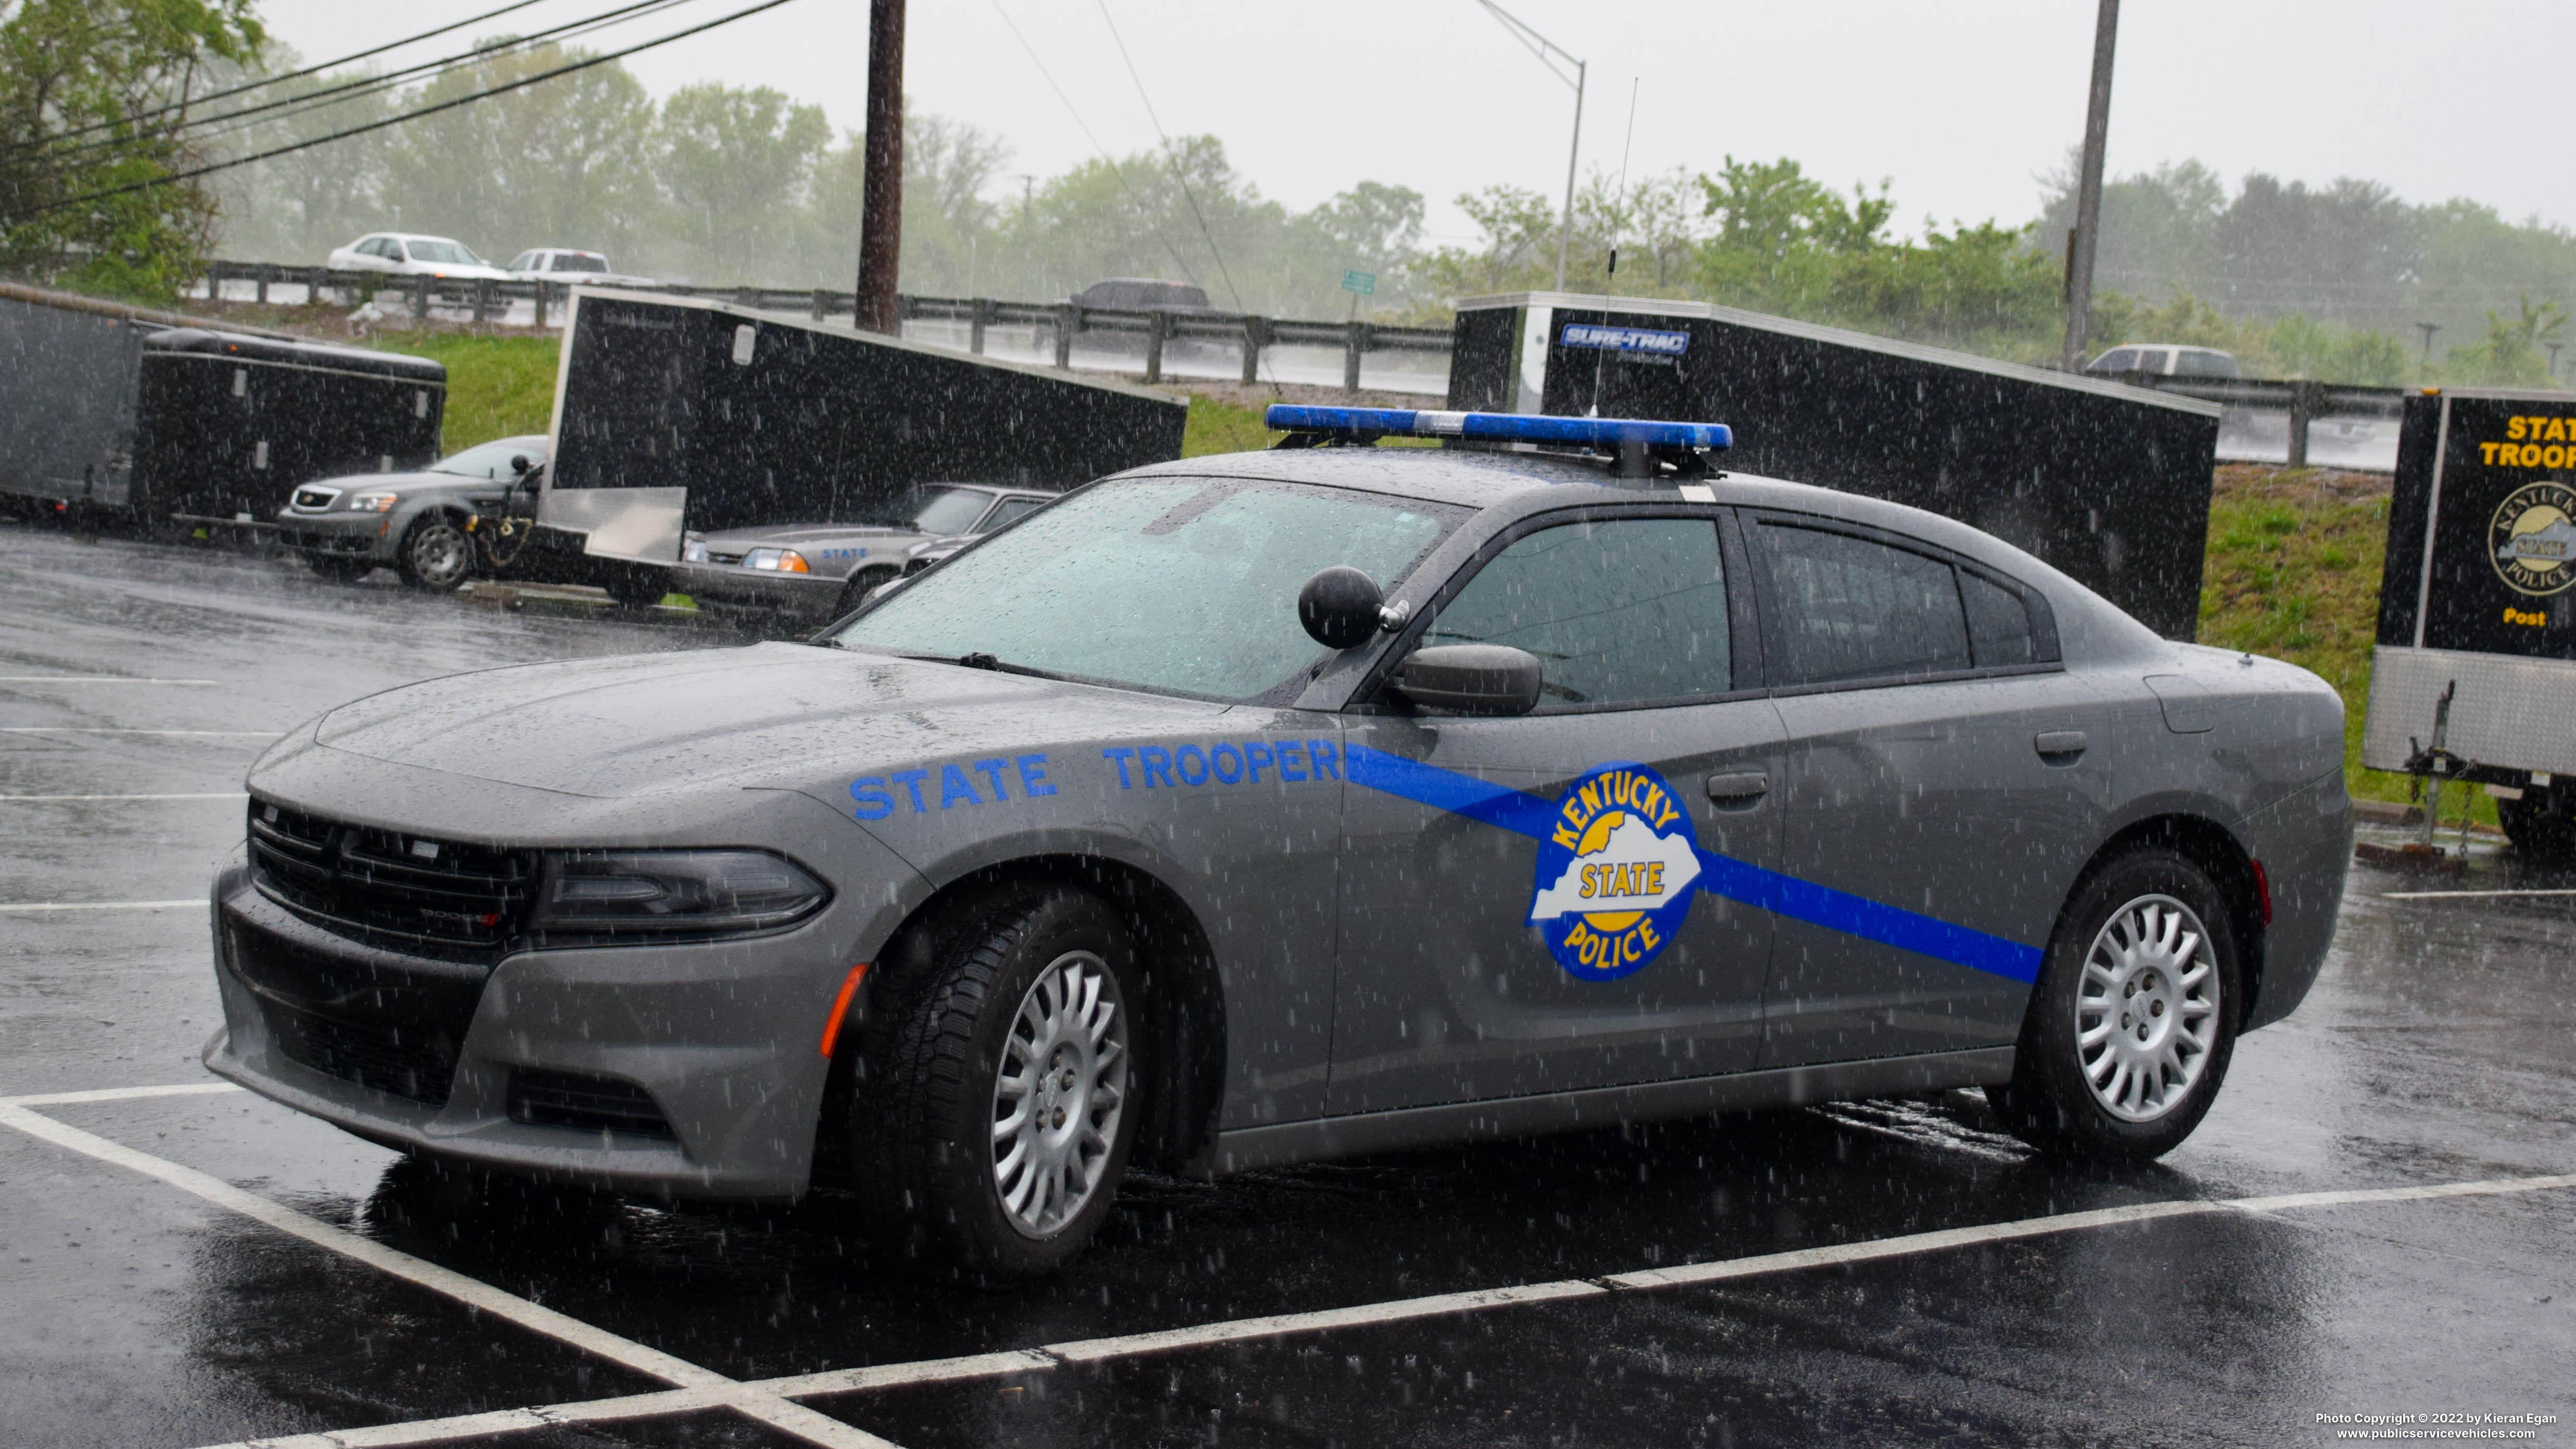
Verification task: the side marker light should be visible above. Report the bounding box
[2250,859,2273,926]
[818,962,870,1058]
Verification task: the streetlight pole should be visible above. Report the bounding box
[1474,1,1587,293]
[2060,0,2118,372]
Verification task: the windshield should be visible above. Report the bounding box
[855,486,994,535]
[405,239,481,264]
[830,477,1461,702]
[431,438,545,478]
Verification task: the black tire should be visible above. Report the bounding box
[833,565,901,618]
[2498,785,2576,864]
[855,886,1143,1278]
[306,553,375,582]
[1991,847,2242,1163]
[396,515,474,590]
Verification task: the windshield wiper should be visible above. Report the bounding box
[957,652,1059,679]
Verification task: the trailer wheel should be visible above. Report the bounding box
[398,516,474,590]
[2498,785,2576,864]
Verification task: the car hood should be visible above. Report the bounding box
[290,641,1224,800]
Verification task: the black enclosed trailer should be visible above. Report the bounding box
[2365,386,2576,853]
[0,282,444,524]
[139,329,445,524]
[1447,293,2223,639]
[527,289,1189,595]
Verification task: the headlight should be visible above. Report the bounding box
[744,547,809,573]
[529,849,829,939]
[347,492,400,512]
[681,535,707,563]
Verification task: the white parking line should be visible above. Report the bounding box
[0,728,280,736]
[0,792,248,801]
[2381,887,2576,899]
[0,1101,904,1449]
[18,1079,2566,1449]
[0,1082,239,1108]
[0,899,205,913]
[0,677,221,685]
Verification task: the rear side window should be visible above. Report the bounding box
[1426,517,1731,709]
[1960,569,2039,666]
[986,497,1044,528]
[1756,524,1970,686]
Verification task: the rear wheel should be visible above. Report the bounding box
[2498,785,2576,865]
[855,887,1140,1278]
[397,516,473,590]
[1992,847,2241,1162]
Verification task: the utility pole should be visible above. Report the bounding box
[2059,0,2118,372]
[855,0,905,334]
[2417,322,2440,365]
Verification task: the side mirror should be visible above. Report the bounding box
[1297,566,1384,649]
[510,454,531,476]
[1392,644,1544,717]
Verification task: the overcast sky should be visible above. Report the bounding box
[253,0,2575,246]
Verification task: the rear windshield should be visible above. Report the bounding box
[830,477,1463,702]
[552,253,607,272]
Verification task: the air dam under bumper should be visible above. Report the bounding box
[203,868,840,1200]
[275,510,400,562]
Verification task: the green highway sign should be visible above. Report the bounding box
[1341,269,1377,296]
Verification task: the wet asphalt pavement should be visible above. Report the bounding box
[1,522,2569,1449]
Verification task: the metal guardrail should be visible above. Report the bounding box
[2108,372,2410,468]
[200,259,1452,391]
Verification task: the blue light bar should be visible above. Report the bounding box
[1264,405,1731,451]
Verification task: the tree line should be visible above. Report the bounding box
[7,2,2571,386]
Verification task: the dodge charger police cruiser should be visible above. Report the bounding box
[206,409,2351,1276]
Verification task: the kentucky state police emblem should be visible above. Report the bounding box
[1528,762,1701,981]
[2492,480,2576,596]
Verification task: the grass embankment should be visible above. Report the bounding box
[407,347,2422,806]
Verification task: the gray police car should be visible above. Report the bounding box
[205,409,2350,1276]
[277,435,548,589]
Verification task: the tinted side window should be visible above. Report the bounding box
[1427,517,1730,709]
[1960,570,2039,666]
[1758,525,1970,686]
[987,497,1043,528]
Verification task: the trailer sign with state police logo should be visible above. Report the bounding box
[1528,762,1702,981]
[2493,480,2576,596]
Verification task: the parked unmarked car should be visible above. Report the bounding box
[206,407,2350,1277]
[275,435,549,589]
[677,484,1058,622]
[503,248,659,290]
[326,234,511,283]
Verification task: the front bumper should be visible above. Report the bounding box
[275,509,401,562]
[205,867,853,1200]
[671,562,847,615]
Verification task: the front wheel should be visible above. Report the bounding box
[1991,847,2241,1162]
[833,565,901,618]
[856,887,1141,1278]
[397,516,474,590]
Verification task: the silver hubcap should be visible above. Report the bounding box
[412,526,468,584]
[989,950,1127,1238]
[2077,893,2221,1122]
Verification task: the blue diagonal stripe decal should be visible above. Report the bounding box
[1341,742,2044,984]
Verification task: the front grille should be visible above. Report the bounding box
[509,1070,676,1139]
[224,917,486,1106]
[264,997,463,1103]
[249,800,536,954]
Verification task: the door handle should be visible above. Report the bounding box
[1705,771,1769,806]
[2034,730,2089,759]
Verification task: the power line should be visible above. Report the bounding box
[5,0,804,223]
[18,0,562,152]
[982,0,1201,288]
[10,0,701,168]
[1094,0,1243,313]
